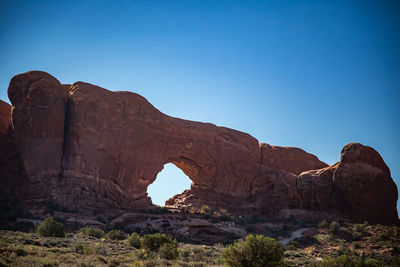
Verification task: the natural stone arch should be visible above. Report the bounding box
[56,79,261,212]
[3,71,397,224]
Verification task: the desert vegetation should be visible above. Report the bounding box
[1,213,399,266]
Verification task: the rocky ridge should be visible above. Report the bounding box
[0,71,398,225]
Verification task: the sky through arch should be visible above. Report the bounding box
[147,163,192,206]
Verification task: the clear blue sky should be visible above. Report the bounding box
[0,0,399,210]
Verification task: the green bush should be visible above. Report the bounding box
[319,220,328,229]
[107,229,126,240]
[75,243,91,254]
[330,221,340,234]
[214,256,225,265]
[352,231,363,241]
[141,233,175,252]
[127,232,141,248]
[158,242,178,260]
[136,250,156,260]
[200,205,211,214]
[222,234,284,267]
[36,217,65,237]
[79,227,104,238]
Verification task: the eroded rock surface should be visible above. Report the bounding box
[334,143,398,224]
[8,71,68,184]
[0,71,398,224]
[260,143,328,175]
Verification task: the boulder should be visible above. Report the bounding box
[333,143,399,224]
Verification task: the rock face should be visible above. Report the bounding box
[0,99,24,200]
[8,72,68,186]
[0,99,11,143]
[57,81,261,211]
[0,71,398,224]
[334,143,398,224]
[260,144,328,175]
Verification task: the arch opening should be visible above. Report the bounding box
[147,163,192,206]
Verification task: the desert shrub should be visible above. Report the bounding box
[79,227,104,238]
[316,255,381,267]
[200,205,211,214]
[190,247,209,262]
[36,217,65,237]
[127,232,141,248]
[136,249,156,260]
[337,245,352,256]
[214,256,225,265]
[75,243,92,254]
[354,224,364,233]
[94,244,109,255]
[319,220,328,229]
[330,221,340,234]
[222,234,284,267]
[107,229,126,240]
[178,247,192,261]
[338,227,353,240]
[159,242,179,260]
[352,231,363,241]
[219,209,232,221]
[141,233,175,252]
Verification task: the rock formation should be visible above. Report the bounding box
[0,71,398,224]
[0,99,11,143]
[260,144,328,175]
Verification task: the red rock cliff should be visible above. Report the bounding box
[0,71,398,224]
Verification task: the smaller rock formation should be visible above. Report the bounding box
[333,143,398,224]
[296,143,398,224]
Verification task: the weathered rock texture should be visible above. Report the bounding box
[260,144,328,175]
[0,71,398,224]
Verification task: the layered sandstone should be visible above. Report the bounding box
[0,71,398,224]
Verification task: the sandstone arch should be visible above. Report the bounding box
[0,71,398,224]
